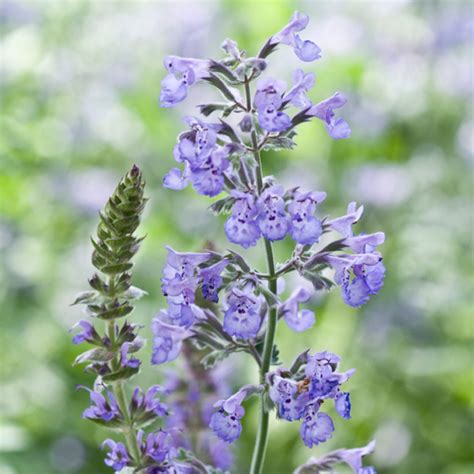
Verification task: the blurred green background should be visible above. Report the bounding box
[1,0,473,473]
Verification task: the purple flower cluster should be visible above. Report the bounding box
[151,246,234,364]
[102,429,178,473]
[225,186,328,248]
[122,9,388,473]
[163,117,237,197]
[268,351,354,448]
[254,77,351,140]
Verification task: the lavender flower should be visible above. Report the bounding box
[268,373,305,421]
[344,232,385,254]
[337,440,377,473]
[138,430,171,463]
[325,249,385,307]
[70,320,100,345]
[221,38,241,60]
[254,78,292,132]
[101,439,130,471]
[200,259,229,303]
[294,440,376,474]
[224,191,261,248]
[163,117,232,196]
[82,390,120,422]
[308,92,351,140]
[279,287,315,332]
[257,185,290,241]
[223,287,261,340]
[189,147,230,197]
[288,190,327,245]
[151,315,190,364]
[270,11,322,62]
[335,392,352,419]
[267,351,354,447]
[305,351,355,400]
[300,405,335,448]
[163,165,190,191]
[131,385,168,419]
[160,56,210,107]
[120,341,142,369]
[161,246,211,327]
[205,436,234,470]
[209,388,248,443]
[328,201,364,238]
[284,69,315,108]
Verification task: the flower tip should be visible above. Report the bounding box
[130,164,140,176]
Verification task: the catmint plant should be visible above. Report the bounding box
[157,10,384,473]
[72,11,384,474]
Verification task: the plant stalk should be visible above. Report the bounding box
[245,78,278,474]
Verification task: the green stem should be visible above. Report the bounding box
[105,286,142,467]
[245,78,278,474]
[113,380,142,465]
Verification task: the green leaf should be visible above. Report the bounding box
[255,284,279,306]
[258,38,279,59]
[218,119,242,144]
[197,102,231,116]
[227,250,251,272]
[86,417,124,429]
[208,60,239,82]
[204,74,238,102]
[100,262,134,275]
[262,135,296,151]
[102,366,140,382]
[71,291,100,306]
[200,349,232,369]
[208,197,234,216]
[271,344,281,365]
[124,286,147,300]
[93,302,134,320]
[74,348,114,365]
[300,268,334,290]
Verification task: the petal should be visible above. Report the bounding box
[163,167,189,190]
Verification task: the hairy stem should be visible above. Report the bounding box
[245,78,278,474]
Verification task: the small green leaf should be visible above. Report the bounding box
[299,269,334,290]
[74,348,114,365]
[94,302,134,320]
[208,198,233,218]
[255,284,279,306]
[72,291,100,306]
[102,366,140,383]
[227,250,251,272]
[204,74,238,102]
[86,417,124,429]
[262,136,296,151]
[197,102,231,116]
[100,262,134,275]
[200,349,231,369]
[124,286,147,300]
